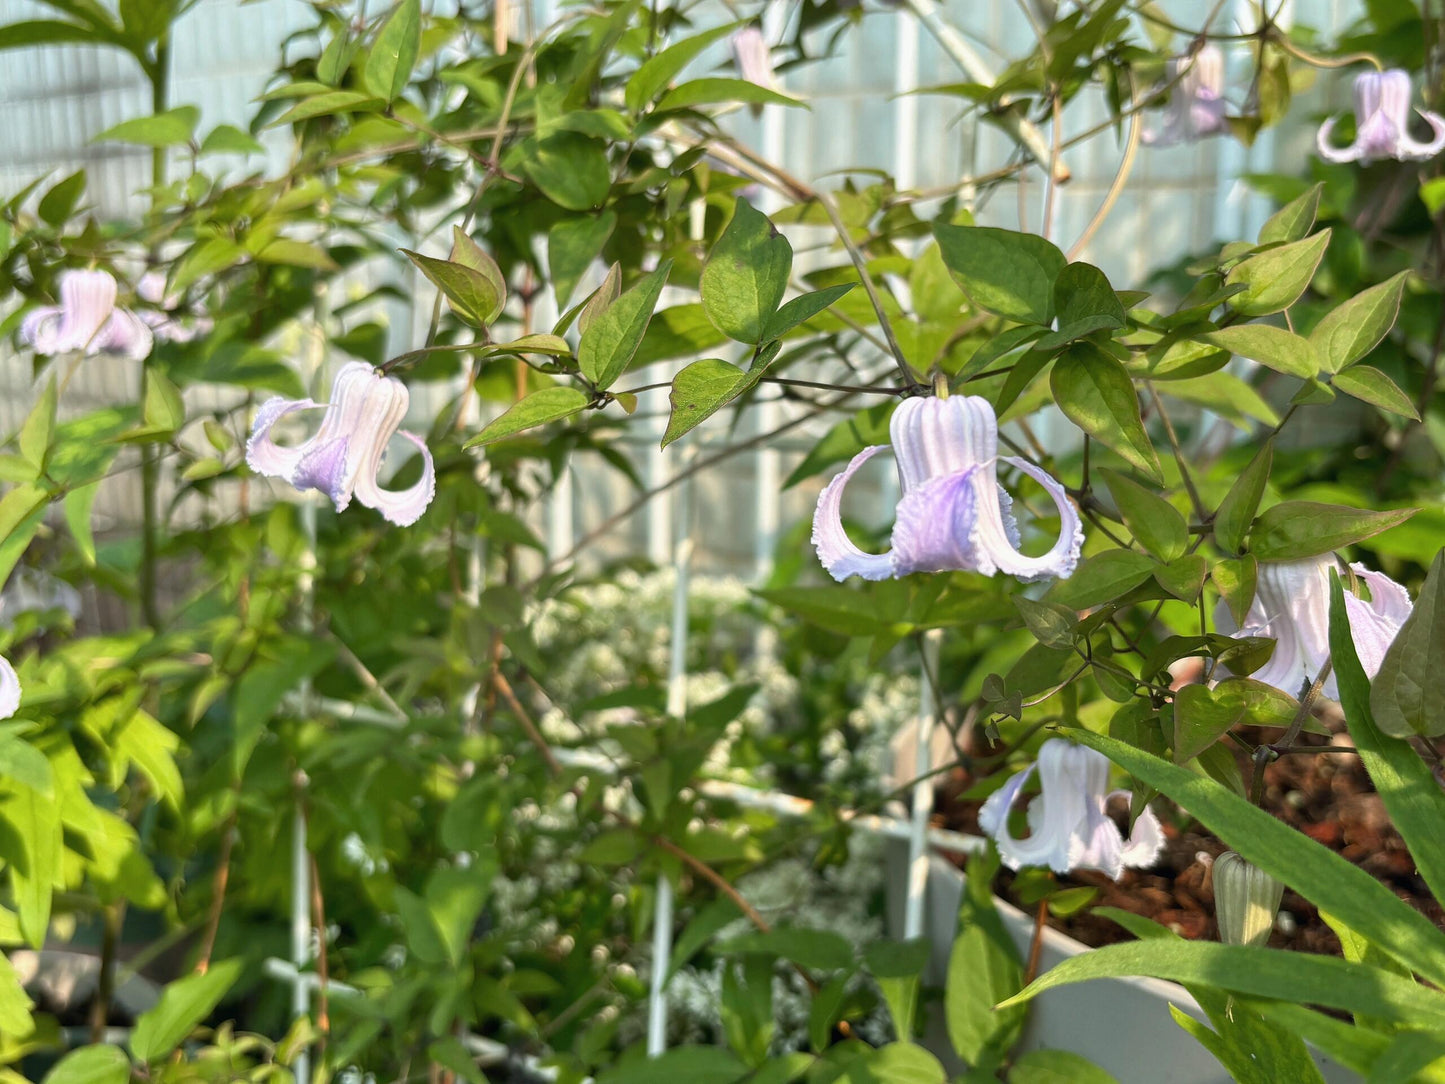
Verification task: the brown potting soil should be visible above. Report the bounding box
[933,719,1445,955]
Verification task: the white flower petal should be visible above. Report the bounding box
[811,444,896,581]
[0,655,20,720]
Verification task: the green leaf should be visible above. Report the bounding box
[1368,549,1445,739]
[41,1043,131,1084]
[548,211,617,308]
[426,1037,487,1084]
[1062,729,1445,987]
[1257,183,1322,245]
[958,325,1046,380]
[1333,364,1419,419]
[1213,441,1273,555]
[1308,271,1408,373]
[93,106,198,147]
[18,377,57,472]
[0,20,103,50]
[1049,261,1125,341]
[933,223,1066,325]
[198,124,264,156]
[38,170,85,226]
[946,850,1025,1065]
[1009,1050,1119,1084]
[130,959,242,1062]
[1048,549,1158,609]
[762,283,855,340]
[523,133,611,211]
[845,1043,946,1083]
[316,23,358,86]
[863,939,929,1040]
[1100,468,1185,561]
[1173,684,1246,763]
[999,938,1445,1030]
[1201,325,1317,379]
[254,238,337,270]
[1012,595,1078,649]
[465,387,589,447]
[701,198,792,345]
[578,261,672,389]
[595,1047,747,1084]
[270,91,386,125]
[0,734,52,797]
[1249,502,1416,561]
[718,927,854,971]
[656,77,801,111]
[1213,556,1257,627]
[363,0,420,102]
[1225,230,1331,317]
[426,865,495,967]
[626,22,741,111]
[401,248,502,328]
[1365,1031,1445,1084]
[1155,552,1207,601]
[1051,345,1163,482]
[663,358,761,448]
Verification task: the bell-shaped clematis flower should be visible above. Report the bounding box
[811,394,1083,583]
[1215,554,1411,699]
[0,654,19,721]
[979,738,1164,880]
[20,269,153,361]
[137,271,213,344]
[246,361,436,526]
[1143,44,1228,146]
[1317,69,1445,164]
[730,26,779,93]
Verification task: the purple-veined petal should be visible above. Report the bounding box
[353,430,435,526]
[19,307,63,353]
[973,456,1083,582]
[99,308,154,360]
[890,468,979,576]
[56,270,119,353]
[0,654,20,720]
[247,396,323,479]
[292,437,355,512]
[811,444,896,581]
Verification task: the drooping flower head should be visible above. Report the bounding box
[979,738,1164,880]
[20,269,153,361]
[137,271,213,344]
[1317,69,1445,164]
[247,361,436,527]
[1215,554,1411,699]
[1143,43,1228,146]
[811,394,1083,583]
[0,654,19,721]
[730,26,779,92]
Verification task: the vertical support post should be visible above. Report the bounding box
[647,446,696,1056]
[904,628,941,940]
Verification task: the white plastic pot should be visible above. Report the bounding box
[883,844,1359,1083]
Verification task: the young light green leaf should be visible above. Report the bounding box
[663,358,761,448]
[449,226,506,315]
[761,283,855,341]
[93,106,199,147]
[464,387,589,448]
[577,263,622,336]
[934,223,1066,325]
[64,481,100,566]
[1225,229,1331,317]
[38,170,86,226]
[1308,271,1408,373]
[625,22,742,112]
[363,0,420,103]
[41,1042,130,1084]
[947,849,1026,1065]
[655,77,801,112]
[548,211,616,308]
[401,248,502,328]
[130,959,243,1062]
[1213,440,1273,555]
[1332,364,1419,419]
[1201,325,1317,379]
[1009,1050,1120,1084]
[1248,502,1416,561]
[316,24,358,86]
[1100,469,1186,561]
[1368,549,1445,740]
[1257,183,1322,245]
[18,377,57,472]
[1051,345,1163,482]
[143,371,185,435]
[701,199,792,345]
[198,124,264,156]
[578,261,671,389]
[270,91,386,126]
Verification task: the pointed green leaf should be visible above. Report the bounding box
[1213,441,1273,555]
[130,959,243,1062]
[1100,468,1185,561]
[934,223,1066,325]
[1333,364,1418,419]
[38,170,85,226]
[1047,549,1158,609]
[578,261,671,389]
[64,481,100,566]
[701,198,792,345]
[464,387,589,447]
[94,105,198,147]
[625,22,742,112]
[656,77,801,111]
[270,91,386,125]
[1173,684,1246,763]
[1201,325,1317,379]
[548,211,616,308]
[401,248,502,328]
[198,124,264,156]
[523,133,611,211]
[363,0,420,103]
[1212,556,1257,627]
[663,358,759,448]
[1249,502,1416,561]
[1368,550,1445,739]
[1225,230,1331,317]
[18,378,57,472]
[1308,271,1408,373]
[1257,183,1322,245]
[1053,261,1125,329]
[761,283,855,341]
[1051,345,1163,482]
[41,1042,131,1084]
[449,226,506,316]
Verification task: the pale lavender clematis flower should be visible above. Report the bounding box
[20,269,153,361]
[1215,554,1411,699]
[811,395,1083,583]
[1317,69,1445,164]
[137,271,213,344]
[0,654,19,720]
[730,26,778,92]
[1143,44,1228,146]
[246,361,436,527]
[979,738,1164,879]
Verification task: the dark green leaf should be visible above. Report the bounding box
[1051,345,1163,482]
[578,261,672,389]
[130,959,243,1062]
[1048,549,1157,609]
[1100,468,1185,561]
[701,199,792,345]
[465,387,589,447]
[718,927,854,971]
[524,132,612,211]
[1368,550,1445,739]
[1173,684,1246,763]
[1212,556,1257,626]
[946,849,1025,1065]
[934,223,1066,325]
[1213,441,1272,555]
[38,170,85,226]
[548,211,617,308]
[1249,502,1416,561]
[1053,261,1125,329]
[1012,595,1078,649]
[363,0,420,102]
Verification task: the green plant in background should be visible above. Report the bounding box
[0,0,1444,1081]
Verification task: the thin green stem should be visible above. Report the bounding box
[139,37,171,633]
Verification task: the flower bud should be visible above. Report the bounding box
[1213,852,1284,947]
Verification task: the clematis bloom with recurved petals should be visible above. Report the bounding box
[1317,69,1445,164]
[20,269,153,361]
[1215,554,1411,699]
[1143,44,1228,146]
[811,394,1083,583]
[247,361,435,527]
[979,738,1164,880]
[137,271,213,344]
